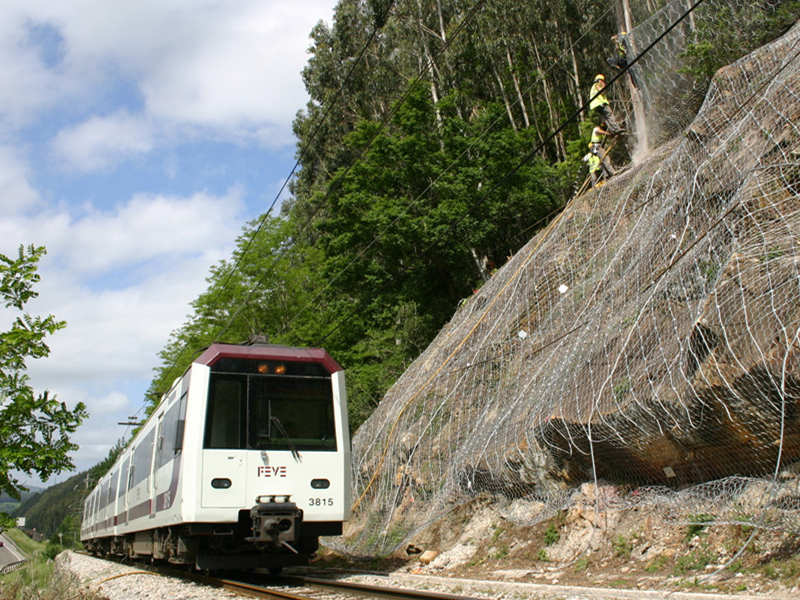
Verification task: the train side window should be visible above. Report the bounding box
[108,469,118,505]
[204,376,245,448]
[174,390,187,452]
[118,456,130,498]
[157,391,186,466]
[131,429,155,487]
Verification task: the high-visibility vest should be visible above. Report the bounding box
[589,82,609,110]
[584,152,600,173]
[591,127,606,145]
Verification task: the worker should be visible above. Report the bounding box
[607,31,639,88]
[607,32,628,70]
[588,74,623,134]
[582,143,601,187]
[590,122,616,177]
[582,142,612,187]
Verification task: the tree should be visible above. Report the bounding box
[0,245,87,500]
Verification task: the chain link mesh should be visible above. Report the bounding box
[338,3,800,555]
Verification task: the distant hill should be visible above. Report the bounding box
[0,488,44,516]
[11,473,88,539]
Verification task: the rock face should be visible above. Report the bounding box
[344,21,800,555]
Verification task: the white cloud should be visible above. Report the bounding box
[1,1,337,146]
[51,111,154,171]
[6,187,244,388]
[0,146,40,213]
[0,10,66,129]
[5,185,246,483]
[3,188,244,274]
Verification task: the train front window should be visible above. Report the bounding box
[204,367,336,451]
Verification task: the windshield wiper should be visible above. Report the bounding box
[270,416,301,462]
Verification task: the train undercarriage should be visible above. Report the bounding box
[84,507,341,571]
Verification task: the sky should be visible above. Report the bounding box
[0,0,338,489]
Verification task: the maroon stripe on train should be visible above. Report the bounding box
[195,342,342,374]
[128,499,152,520]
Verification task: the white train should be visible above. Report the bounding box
[80,342,351,571]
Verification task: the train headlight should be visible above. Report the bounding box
[274,364,286,375]
[211,478,232,489]
[311,478,330,489]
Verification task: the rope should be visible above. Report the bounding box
[95,570,158,584]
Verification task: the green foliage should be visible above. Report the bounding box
[0,553,106,600]
[645,554,669,572]
[674,545,714,574]
[4,528,44,557]
[536,547,549,561]
[0,245,87,500]
[543,523,560,546]
[43,542,64,560]
[685,513,715,541]
[12,441,125,539]
[681,1,800,82]
[612,534,633,558]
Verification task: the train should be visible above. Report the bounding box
[80,341,351,572]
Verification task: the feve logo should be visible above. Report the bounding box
[257,466,287,478]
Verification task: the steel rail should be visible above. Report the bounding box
[76,551,486,600]
[293,575,485,600]
[208,576,314,600]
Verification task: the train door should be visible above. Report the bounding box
[118,455,130,525]
[202,375,247,507]
[150,412,164,517]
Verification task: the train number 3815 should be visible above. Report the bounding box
[309,497,334,507]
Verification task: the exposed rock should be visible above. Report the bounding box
[418,550,439,565]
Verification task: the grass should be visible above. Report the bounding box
[684,513,715,541]
[0,554,105,600]
[4,528,45,557]
[645,554,669,572]
[490,545,509,560]
[674,545,714,575]
[612,535,632,558]
[537,548,549,561]
[759,557,800,582]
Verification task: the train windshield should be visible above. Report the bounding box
[204,364,336,452]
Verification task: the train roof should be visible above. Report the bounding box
[194,342,342,374]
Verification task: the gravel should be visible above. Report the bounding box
[58,551,798,600]
[56,551,247,600]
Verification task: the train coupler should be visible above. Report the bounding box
[245,495,302,549]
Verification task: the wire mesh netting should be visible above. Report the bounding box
[339,2,800,556]
[628,0,794,149]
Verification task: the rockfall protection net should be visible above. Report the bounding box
[340,3,800,556]
[627,0,794,149]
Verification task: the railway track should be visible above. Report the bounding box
[72,552,484,600]
[211,573,486,599]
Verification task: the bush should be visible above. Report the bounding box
[43,542,64,560]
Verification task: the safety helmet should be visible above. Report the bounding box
[594,73,605,82]
[588,142,593,149]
